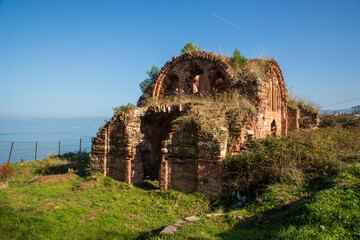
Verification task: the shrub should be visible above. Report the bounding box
[139,65,160,93]
[319,114,360,129]
[0,164,11,181]
[112,103,136,116]
[223,127,360,196]
[230,48,247,68]
[181,42,201,54]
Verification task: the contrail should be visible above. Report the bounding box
[212,13,264,43]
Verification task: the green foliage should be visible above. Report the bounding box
[230,48,247,68]
[224,126,360,195]
[180,42,202,54]
[319,114,360,129]
[112,102,135,116]
[139,65,160,93]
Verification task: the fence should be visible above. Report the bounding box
[0,137,93,165]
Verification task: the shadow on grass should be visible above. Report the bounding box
[216,172,347,239]
[36,152,91,177]
[216,196,311,239]
[134,180,160,191]
[132,226,166,240]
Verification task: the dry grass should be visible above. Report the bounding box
[288,91,320,113]
[146,90,256,134]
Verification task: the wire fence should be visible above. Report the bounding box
[0,136,93,165]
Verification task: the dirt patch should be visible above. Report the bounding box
[34,173,77,184]
[77,181,100,190]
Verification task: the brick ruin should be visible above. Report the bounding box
[91,51,318,196]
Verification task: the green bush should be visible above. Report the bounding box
[139,65,160,93]
[112,103,136,116]
[180,42,201,54]
[223,126,360,195]
[319,114,360,129]
[230,48,247,68]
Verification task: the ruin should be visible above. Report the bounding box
[91,51,318,196]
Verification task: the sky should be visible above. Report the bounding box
[0,0,359,118]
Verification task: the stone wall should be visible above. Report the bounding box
[299,107,319,129]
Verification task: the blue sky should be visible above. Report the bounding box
[0,0,359,118]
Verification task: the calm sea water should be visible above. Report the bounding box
[0,117,105,164]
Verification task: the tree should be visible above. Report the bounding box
[112,103,136,116]
[139,65,160,93]
[230,48,247,68]
[181,42,201,54]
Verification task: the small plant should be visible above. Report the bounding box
[0,165,11,181]
[181,42,202,54]
[230,48,247,68]
[288,92,320,113]
[139,65,160,93]
[112,103,136,116]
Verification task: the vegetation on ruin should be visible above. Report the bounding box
[139,65,160,93]
[1,116,359,239]
[112,102,136,116]
[287,92,320,114]
[180,42,202,54]
[146,90,256,135]
[230,48,247,68]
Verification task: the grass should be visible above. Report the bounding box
[1,154,210,239]
[1,116,360,239]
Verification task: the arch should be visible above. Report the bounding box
[151,51,234,100]
[271,119,277,136]
[164,74,180,95]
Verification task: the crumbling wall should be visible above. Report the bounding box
[91,108,146,183]
[298,107,319,129]
[287,106,300,132]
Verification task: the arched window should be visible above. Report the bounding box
[271,120,277,136]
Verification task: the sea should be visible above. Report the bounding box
[0,117,106,165]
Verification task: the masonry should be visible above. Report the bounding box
[91,51,318,196]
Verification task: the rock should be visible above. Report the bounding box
[212,213,225,217]
[185,216,200,221]
[241,196,247,203]
[174,220,185,227]
[160,225,178,235]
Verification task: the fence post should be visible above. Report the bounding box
[8,142,14,163]
[35,142,38,161]
[79,138,82,153]
[58,141,61,156]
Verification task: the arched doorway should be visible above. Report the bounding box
[271,120,277,136]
